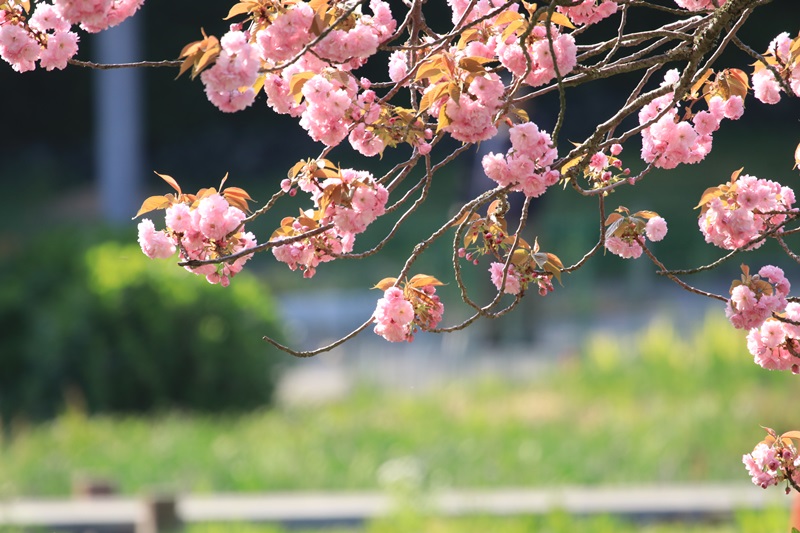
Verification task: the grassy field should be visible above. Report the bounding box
[0,508,791,533]
[0,313,798,500]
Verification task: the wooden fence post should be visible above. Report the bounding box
[137,494,183,533]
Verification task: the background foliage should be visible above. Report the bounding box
[0,230,285,421]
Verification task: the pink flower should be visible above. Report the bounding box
[39,30,79,71]
[489,262,522,295]
[0,24,40,72]
[387,50,409,84]
[752,68,781,105]
[137,219,176,259]
[645,216,668,242]
[605,236,643,259]
[558,0,618,26]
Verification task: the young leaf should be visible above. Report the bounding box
[154,172,182,195]
[419,82,451,113]
[224,2,254,20]
[694,186,722,209]
[691,69,713,99]
[373,277,397,291]
[437,103,452,133]
[780,430,800,441]
[511,248,530,267]
[415,61,445,83]
[794,142,800,170]
[288,160,307,179]
[195,45,221,79]
[223,187,254,212]
[540,11,575,29]
[633,210,658,220]
[494,9,523,26]
[289,71,315,104]
[458,56,493,73]
[604,213,623,226]
[408,274,444,288]
[134,195,172,219]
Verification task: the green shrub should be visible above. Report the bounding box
[0,231,285,420]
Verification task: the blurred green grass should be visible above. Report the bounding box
[182,507,791,533]
[0,313,797,497]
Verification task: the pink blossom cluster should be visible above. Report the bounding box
[746,302,800,372]
[495,25,577,87]
[481,121,560,198]
[726,265,790,330]
[265,63,389,152]
[586,143,627,184]
[312,0,396,69]
[299,71,360,147]
[751,32,800,105]
[255,3,314,63]
[639,70,744,169]
[605,216,668,259]
[387,49,409,85]
[432,72,505,143]
[699,174,796,250]
[673,0,727,10]
[319,170,389,246]
[272,225,343,279]
[0,3,79,72]
[263,59,317,117]
[137,193,257,287]
[53,0,143,33]
[489,261,553,296]
[257,0,395,71]
[373,285,444,342]
[208,0,394,118]
[446,0,513,26]
[558,0,618,26]
[273,168,388,277]
[201,30,260,113]
[743,440,795,489]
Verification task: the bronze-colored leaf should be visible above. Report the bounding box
[604,213,623,226]
[457,28,479,49]
[194,44,220,79]
[633,210,659,220]
[289,71,316,104]
[510,248,530,267]
[134,195,172,219]
[501,19,526,42]
[288,160,307,179]
[373,277,398,291]
[695,186,722,209]
[437,102,452,133]
[415,60,445,83]
[690,69,713,99]
[458,56,493,73]
[419,82,451,113]
[494,10,523,26]
[540,11,575,29]
[781,430,800,441]
[794,142,800,170]
[560,155,582,176]
[154,171,182,195]
[408,274,444,288]
[224,2,253,20]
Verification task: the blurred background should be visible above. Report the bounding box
[1,1,800,531]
